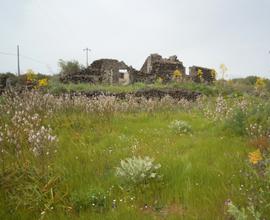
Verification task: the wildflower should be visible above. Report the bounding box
[197,69,203,80]
[38,78,48,87]
[173,69,182,80]
[26,69,36,82]
[248,149,263,165]
[255,77,266,90]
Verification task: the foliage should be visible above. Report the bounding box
[168,120,192,135]
[70,188,108,213]
[248,149,263,165]
[58,59,82,76]
[197,69,203,81]
[255,77,266,90]
[0,164,67,215]
[227,202,248,220]
[0,89,266,219]
[0,91,60,216]
[0,72,18,90]
[26,69,37,82]
[116,156,162,187]
[220,64,228,79]
[227,202,261,220]
[38,78,48,87]
[230,143,270,219]
[172,69,182,82]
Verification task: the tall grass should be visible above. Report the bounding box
[0,91,259,219]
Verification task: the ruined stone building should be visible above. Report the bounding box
[60,59,133,85]
[137,54,186,83]
[189,66,216,83]
[89,59,132,85]
[60,53,216,85]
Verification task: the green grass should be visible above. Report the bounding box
[47,75,270,97]
[47,77,218,96]
[0,110,247,219]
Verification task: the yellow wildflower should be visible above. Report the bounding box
[173,69,182,78]
[26,69,36,82]
[248,149,263,165]
[197,69,203,79]
[38,78,48,87]
[255,77,266,90]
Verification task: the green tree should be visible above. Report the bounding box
[58,59,82,76]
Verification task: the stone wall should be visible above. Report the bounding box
[189,66,216,83]
[138,54,186,83]
[60,59,133,84]
[69,88,201,101]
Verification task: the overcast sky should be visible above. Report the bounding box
[1,0,270,78]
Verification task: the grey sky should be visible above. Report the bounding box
[1,0,270,78]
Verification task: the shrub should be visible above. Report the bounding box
[227,202,261,220]
[168,120,192,135]
[227,202,248,220]
[225,108,247,136]
[226,99,270,137]
[58,59,82,77]
[229,147,270,219]
[115,156,162,187]
[0,164,67,215]
[70,188,108,213]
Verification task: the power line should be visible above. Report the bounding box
[0,51,16,56]
[0,50,54,73]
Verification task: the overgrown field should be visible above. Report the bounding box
[0,91,270,219]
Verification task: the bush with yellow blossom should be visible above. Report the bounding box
[228,147,270,219]
[26,69,37,83]
[197,69,203,81]
[172,69,182,80]
[24,69,49,89]
[255,77,266,96]
[38,78,48,87]
[248,149,263,165]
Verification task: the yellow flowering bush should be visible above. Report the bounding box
[248,149,263,165]
[26,69,37,82]
[197,69,203,81]
[38,78,48,87]
[255,77,266,91]
[229,147,270,218]
[173,69,182,79]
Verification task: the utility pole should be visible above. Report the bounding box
[17,45,20,76]
[83,47,91,67]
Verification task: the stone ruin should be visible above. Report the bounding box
[134,54,186,83]
[60,53,216,85]
[189,66,216,83]
[60,59,133,85]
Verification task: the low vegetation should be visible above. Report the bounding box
[0,72,270,219]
